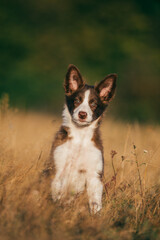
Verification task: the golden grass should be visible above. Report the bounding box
[0,100,160,240]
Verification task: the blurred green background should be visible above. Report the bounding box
[0,0,159,122]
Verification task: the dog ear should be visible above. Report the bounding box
[95,74,117,104]
[64,64,85,96]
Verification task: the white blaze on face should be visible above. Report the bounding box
[73,90,93,125]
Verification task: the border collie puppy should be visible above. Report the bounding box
[50,65,117,213]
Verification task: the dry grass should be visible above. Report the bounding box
[0,97,160,240]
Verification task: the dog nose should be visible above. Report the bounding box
[78,111,87,120]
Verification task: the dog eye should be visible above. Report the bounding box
[74,98,81,104]
[90,102,97,108]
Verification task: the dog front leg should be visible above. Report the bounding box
[86,175,103,214]
[51,174,63,201]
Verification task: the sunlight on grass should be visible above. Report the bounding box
[0,96,160,240]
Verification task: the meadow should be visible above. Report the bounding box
[0,96,160,240]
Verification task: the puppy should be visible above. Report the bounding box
[50,64,117,213]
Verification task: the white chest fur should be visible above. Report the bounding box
[54,121,102,188]
[51,105,103,213]
[55,124,102,166]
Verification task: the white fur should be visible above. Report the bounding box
[73,90,93,126]
[51,101,103,214]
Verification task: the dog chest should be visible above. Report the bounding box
[53,134,103,174]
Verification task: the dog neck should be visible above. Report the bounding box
[62,104,100,140]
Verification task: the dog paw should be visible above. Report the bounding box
[90,202,102,214]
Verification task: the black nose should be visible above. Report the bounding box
[78,111,87,120]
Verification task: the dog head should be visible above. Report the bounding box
[64,64,117,127]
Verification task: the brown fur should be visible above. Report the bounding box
[78,169,86,174]
[92,126,103,152]
[52,126,71,149]
[92,122,104,178]
[43,126,70,175]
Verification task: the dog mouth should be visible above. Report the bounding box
[78,118,87,123]
[72,118,91,126]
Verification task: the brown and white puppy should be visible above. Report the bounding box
[51,64,117,213]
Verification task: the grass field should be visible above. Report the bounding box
[0,98,160,240]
